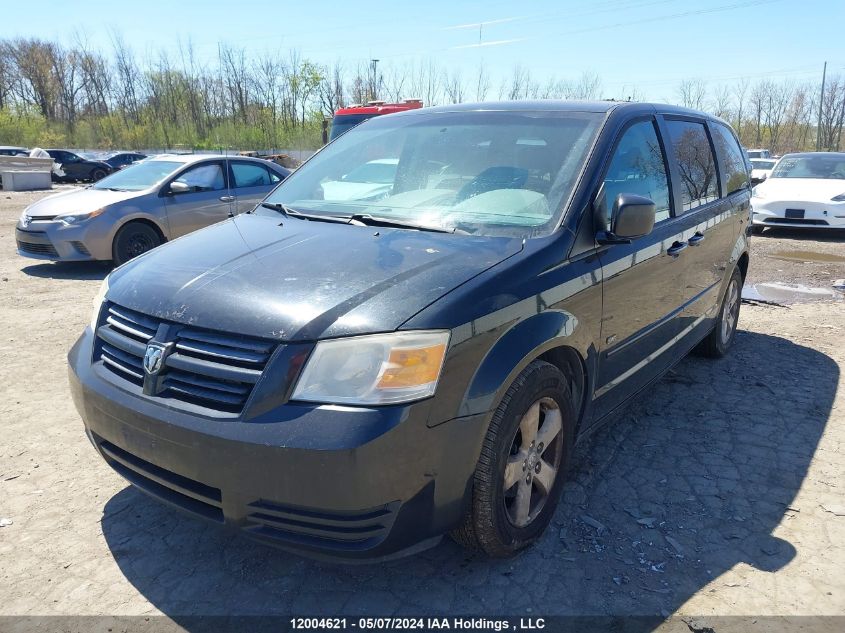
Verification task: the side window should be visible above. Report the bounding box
[710,123,750,195]
[664,120,719,212]
[232,162,272,188]
[175,163,226,192]
[601,120,671,225]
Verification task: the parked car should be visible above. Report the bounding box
[69,101,750,560]
[103,152,148,170]
[46,149,114,182]
[750,157,777,184]
[16,154,289,265]
[321,158,398,200]
[750,151,845,232]
[0,145,28,156]
[745,148,772,159]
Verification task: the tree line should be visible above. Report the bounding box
[0,35,843,153]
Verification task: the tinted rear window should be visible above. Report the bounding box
[710,123,750,195]
[665,120,719,212]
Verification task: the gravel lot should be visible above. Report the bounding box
[1,188,844,622]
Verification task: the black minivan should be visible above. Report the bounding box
[69,101,751,560]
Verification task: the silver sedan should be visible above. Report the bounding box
[15,154,290,265]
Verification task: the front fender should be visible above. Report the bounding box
[459,309,594,418]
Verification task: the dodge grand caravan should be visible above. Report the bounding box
[69,101,751,560]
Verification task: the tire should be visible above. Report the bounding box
[112,222,161,266]
[90,168,107,182]
[695,267,742,358]
[451,360,576,557]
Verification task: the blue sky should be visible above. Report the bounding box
[2,0,843,101]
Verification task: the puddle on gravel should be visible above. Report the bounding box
[742,282,844,304]
[766,250,845,264]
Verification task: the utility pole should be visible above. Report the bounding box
[370,58,380,101]
[817,61,827,151]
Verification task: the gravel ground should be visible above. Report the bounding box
[0,188,843,621]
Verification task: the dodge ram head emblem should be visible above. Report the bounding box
[143,343,166,375]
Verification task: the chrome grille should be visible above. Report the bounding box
[95,303,275,414]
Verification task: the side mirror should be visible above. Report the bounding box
[168,181,190,195]
[598,193,656,244]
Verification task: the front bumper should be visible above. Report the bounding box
[751,199,845,228]
[68,329,487,561]
[16,224,96,261]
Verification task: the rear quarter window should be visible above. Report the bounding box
[665,119,720,212]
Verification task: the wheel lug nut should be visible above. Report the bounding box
[523,460,527,471]
[534,462,541,473]
[525,474,531,484]
[537,442,544,452]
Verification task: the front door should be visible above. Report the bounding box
[162,160,233,238]
[229,160,283,214]
[592,118,686,420]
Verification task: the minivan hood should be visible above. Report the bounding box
[25,187,143,218]
[108,214,523,341]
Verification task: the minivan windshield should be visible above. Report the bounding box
[263,110,603,238]
[770,154,845,180]
[92,160,181,191]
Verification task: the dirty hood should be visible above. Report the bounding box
[24,187,144,218]
[107,214,523,341]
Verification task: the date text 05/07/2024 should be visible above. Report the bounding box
[289,617,547,631]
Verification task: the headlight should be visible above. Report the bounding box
[751,186,765,199]
[89,276,110,332]
[58,208,106,226]
[291,331,450,405]
[832,193,845,202]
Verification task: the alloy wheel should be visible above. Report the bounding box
[502,397,564,528]
[721,278,740,344]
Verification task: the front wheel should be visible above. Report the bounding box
[695,267,742,358]
[112,222,161,266]
[451,360,575,557]
[90,168,107,182]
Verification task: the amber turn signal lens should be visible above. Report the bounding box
[377,343,447,389]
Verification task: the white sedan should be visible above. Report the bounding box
[750,152,845,232]
[750,157,777,184]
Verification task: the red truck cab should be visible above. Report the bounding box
[329,99,423,141]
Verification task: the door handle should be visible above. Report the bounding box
[688,232,705,246]
[667,241,688,257]
[219,195,235,202]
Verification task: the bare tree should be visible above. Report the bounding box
[474,62,490,102]
[711,84,733,120]
[442,68,465,104]
[676,78,707,110]
[818,75,845,151]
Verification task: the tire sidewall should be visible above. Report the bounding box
[482,363,575,552]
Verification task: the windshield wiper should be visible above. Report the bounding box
[258,202,349,224]
[258,203,462,233]
[347,213,460,234]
